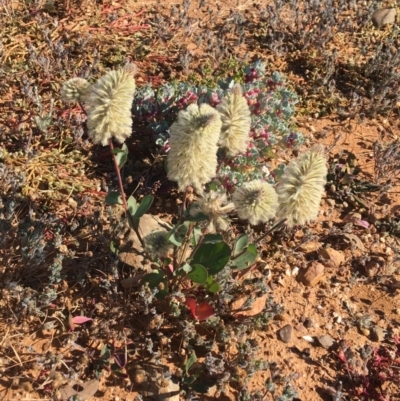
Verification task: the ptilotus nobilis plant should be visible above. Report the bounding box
[217,84,251,156]
[167,103,222,193]
[276,146,327,226]
[61,63,137,146]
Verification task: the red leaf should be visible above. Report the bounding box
[195,303,215,321]
[185,298,197,318]
[185,298,215,321]
[72,316,93,324]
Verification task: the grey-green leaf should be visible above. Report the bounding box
[134,195,154,218]
[231,243,258,270]
[234,234,249,256]
[105,192,122,205]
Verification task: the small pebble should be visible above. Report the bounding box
[371,8,396,28]
[302,335,314,343]
[371,326,385,342]
[278,324,293,343]
[317,335,335,349]
[360,328,370,337]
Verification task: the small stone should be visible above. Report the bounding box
[325,323,333,330]
[298,241,322,252]
[302,335,314,343]
[317,335,335,349]
[365,256,385,277]
[298,262,325,287]
[278,324,293,343]
[326,198,335,207]
[371,8,396,28]
[319,247,345,268]
[360,328,370,337]
[303,318,314,328]
[371,326,385,342]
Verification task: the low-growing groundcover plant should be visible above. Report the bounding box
[59,60,328,399]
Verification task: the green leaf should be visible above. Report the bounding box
[188,264,208,284]
[127,195,138,216]
[184,351,197,375]
[208,182,218,191]
[100,345,111,359]
[110,240,119,254]
[142,270,168,299]
[192,227,202,247]
[128,217,140,231]
[185,210,208,222]
[105,192,122,205]
[134,195,154,218]
[203,234,223,244]
[168,222,189,247]
[114,144,129,168]
[192,242,231,276]
[231,243,258,270]
[204,276,220,293]
[234,234,249,256]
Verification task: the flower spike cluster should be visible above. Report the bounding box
[276,147,327,226]
[85,63,136,146]
[189,191,235,233]
[217,84,252,156]
[143,230,172,259]
[167,103,222,192]
[61,78,91,104]
[232,179,278,225]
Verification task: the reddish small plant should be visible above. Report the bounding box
[337,337,400,401]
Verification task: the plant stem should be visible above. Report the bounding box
[214,149,226,178]
[109,139,144,247]
[254,219,286,244]
[231,219,286,262]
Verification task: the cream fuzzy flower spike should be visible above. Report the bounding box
[232,180,278,225]
[217,84,251,156]
[167,103,222,192]
[85,63,136,146]
[189,192,235,233]
[61,78,91,104]
[276,147,327,226]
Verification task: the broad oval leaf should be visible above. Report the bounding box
[203,234,223,244]
[127,195,138,216]
[187,264,208,284]
[185,209,208,222]
[234,234,249,256]
[114,143,129,168]
[134,195,154,218]
[192,242,231,276]
[168,221,189,247]
[105,192,122,205]
[204,276,221,293]
[231,243,258,270]
[184,351,197,374]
